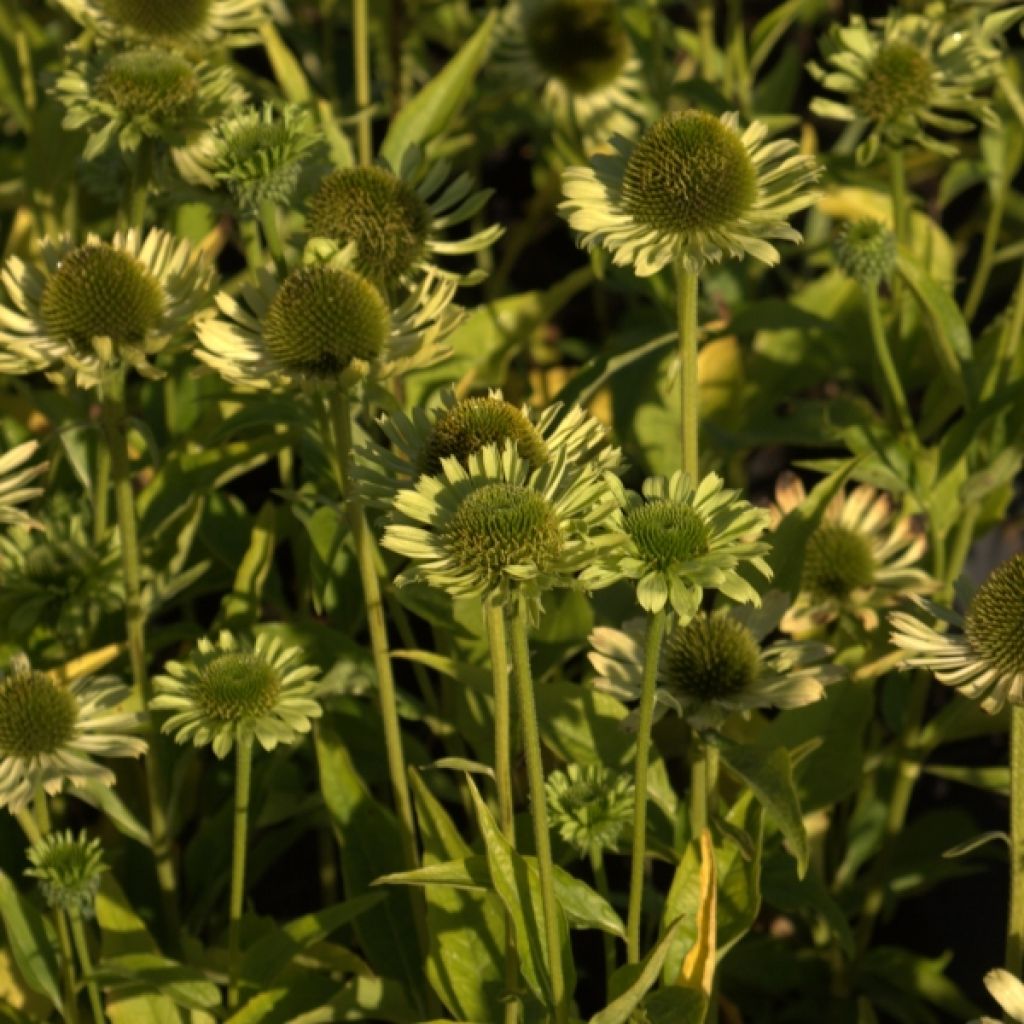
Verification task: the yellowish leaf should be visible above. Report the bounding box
[678,828,716,998]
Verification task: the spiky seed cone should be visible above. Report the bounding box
[801,524,876,601]
[94,49,200,118]
[420,397,549,475]
[663,613,762,702]
[191,652,280,722]
[624,500,710,570]
[966,554,1024,679]
[621,111,757,234]
[0,671,78,759]
[444,483,562,580]
[855,43,934,125]
[261,266,389,378]
[834,219,897,284]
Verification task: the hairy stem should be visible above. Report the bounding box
[227,734,254,1009]
[69,910,106,1024]
[258,199,287,275]
[1008,706,1024,975]
[509,595,567,1023]
[863,286,914,437]
[675,259,700,481]
[353,0,372,165]
[627,609,667,964]
[590,849,617,1000]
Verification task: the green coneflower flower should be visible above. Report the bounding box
[53,46,247,184]
[58,0,267,50]
[492,0,647,146]
[769,472,935,635]
[581,472,772,619]
[306,148,503,291]
[0,654,146,813]
[197,103,320,212]
[195,244,460,394]
[354,386,619,508]
[0,228,215,388]
[545,763,635,858]
[833,218,897,285]
[25,830,107,917]
[890,553,1024,714]
[0,441,47,530]
[382,442,624,619]
[151,631,322,759]
[560,109,821,277]
[589,603,841,730]
[0,498,123,649]
[808,12,998,164]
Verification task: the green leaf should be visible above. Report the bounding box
[259,22,312,102]
[314,721,428,1012]
[93,954,219,1011]
[239,893,385,989]
[639,988,711,1024]
[72,778,151,849]
[219,503,277,628]
[715,738,809,876]
[465,777,574,1010]
[535,681,634,769]
[590,917,689,1024]
[0,871,62,1012]
[380,9,499,166]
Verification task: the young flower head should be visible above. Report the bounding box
[545,763,635,859]
[354,386,619,508]
[890,553,1024,714]
[195,244,460,394]
[25,830,107,918]
[53,46,247,182]
[0,655,146,813]
[0,441,47,530]
[492,0,647,146]
[770,472,935,635]
[0,228,215,388]
[581,472,772,619]
[560,109,821,277]
[833,218,897,286]
[589,601,841,731]
[808,12,998,164]
[198,103,320,212]
[307,147,503,292]
[382,442,624,620]
[151,631,322,758]
[58,0,267,50]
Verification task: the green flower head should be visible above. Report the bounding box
[545,763,635,858]
[560,110,821,276]
[833,219,897,285]
[25,830,107,918]
[151,631,323,758]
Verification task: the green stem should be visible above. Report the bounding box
[69,910,105,1024]
[484,596,519,1024]
[887,146,908,315]
[353,0,372,165]
[239,219,263,274]
[675,259,700,481]
[92,442,110,546]
[626,610,667,964]
[1007,706,1024,974]
[590,850,617,1001]
[696,0,716,83]
[689,746,709,839]
[227,734,253,1009]
[964,159,1009,323]
[127,139,152,232]
[508,595,567,1023]
[55,909,80,1024]
[981,264,1024,403]
[98,369,180,945]
[258,200,287,275]
[322,393,420,874]
[863,287,914,437]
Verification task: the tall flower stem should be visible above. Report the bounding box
[353,0,372,166]
[696,0,717,84]
[674,258,700,480]
[484,595,519,1024]
[257,199,287,275]
[964,158,1009,323]
[1008,706,1024,975]
[98,369,179,944]
[863,287,914,437]
[626,609,667,964]
[127,139,152,232]
[69,909,106,1024]
[92,442,110,546]
[590,849,616,999]
[322,391,419,874]
[227,733,254,1009]
[508,594,567,1024]
[887,146,908,314]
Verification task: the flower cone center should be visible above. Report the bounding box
[95,49,200,120]
[444,483,562,581]
[307,167,431,288]
[621,111,757,234]
[194,652,281,723]
[664,613,761,702]
[420,398,549,475]
[855,43,934,124]
[801,524,875,600]
[262,265,389,378]
[41,244,163,351]
[99,0,212,38]
[524,0,630,94]
[966,554,1024,678]
[624,500,709,568]
[0,672,78,757]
